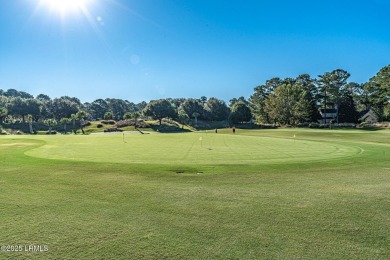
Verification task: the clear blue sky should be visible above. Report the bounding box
[0,0,389,103]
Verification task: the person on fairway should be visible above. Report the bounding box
[215,128,218,133]
[232,126,236,134]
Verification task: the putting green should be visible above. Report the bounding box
[24,133,362,165]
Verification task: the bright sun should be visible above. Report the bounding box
[39,0,93,16]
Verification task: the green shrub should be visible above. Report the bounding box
[104,127,123,132]
[114,120,131,128]
[101,120,116,125]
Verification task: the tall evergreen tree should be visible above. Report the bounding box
[318,69,350,123]
[338,91,359,123]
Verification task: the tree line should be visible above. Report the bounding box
[0,65,389,129]
[0,93,251,129]
[249,65,389,125]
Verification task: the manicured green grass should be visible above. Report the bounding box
[1,129,390,259]
[26,131,361,166]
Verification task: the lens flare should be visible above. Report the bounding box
[39,0,93,16]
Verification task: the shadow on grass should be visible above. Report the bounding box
[355,127,388,131]
[150,124,192,133]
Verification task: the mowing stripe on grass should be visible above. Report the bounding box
[23,133,362,165]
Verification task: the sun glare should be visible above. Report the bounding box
[39,0,93,16]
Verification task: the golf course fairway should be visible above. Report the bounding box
[1,128,390,259]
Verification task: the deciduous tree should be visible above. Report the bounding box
[366,65,390,120]
[204,98,230,121]
[180,99,204,122]
[0,107,7,123]
[265,84,311,125]
[143,99,176,125]
[229,102,252,124]
[50,98,79,120]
